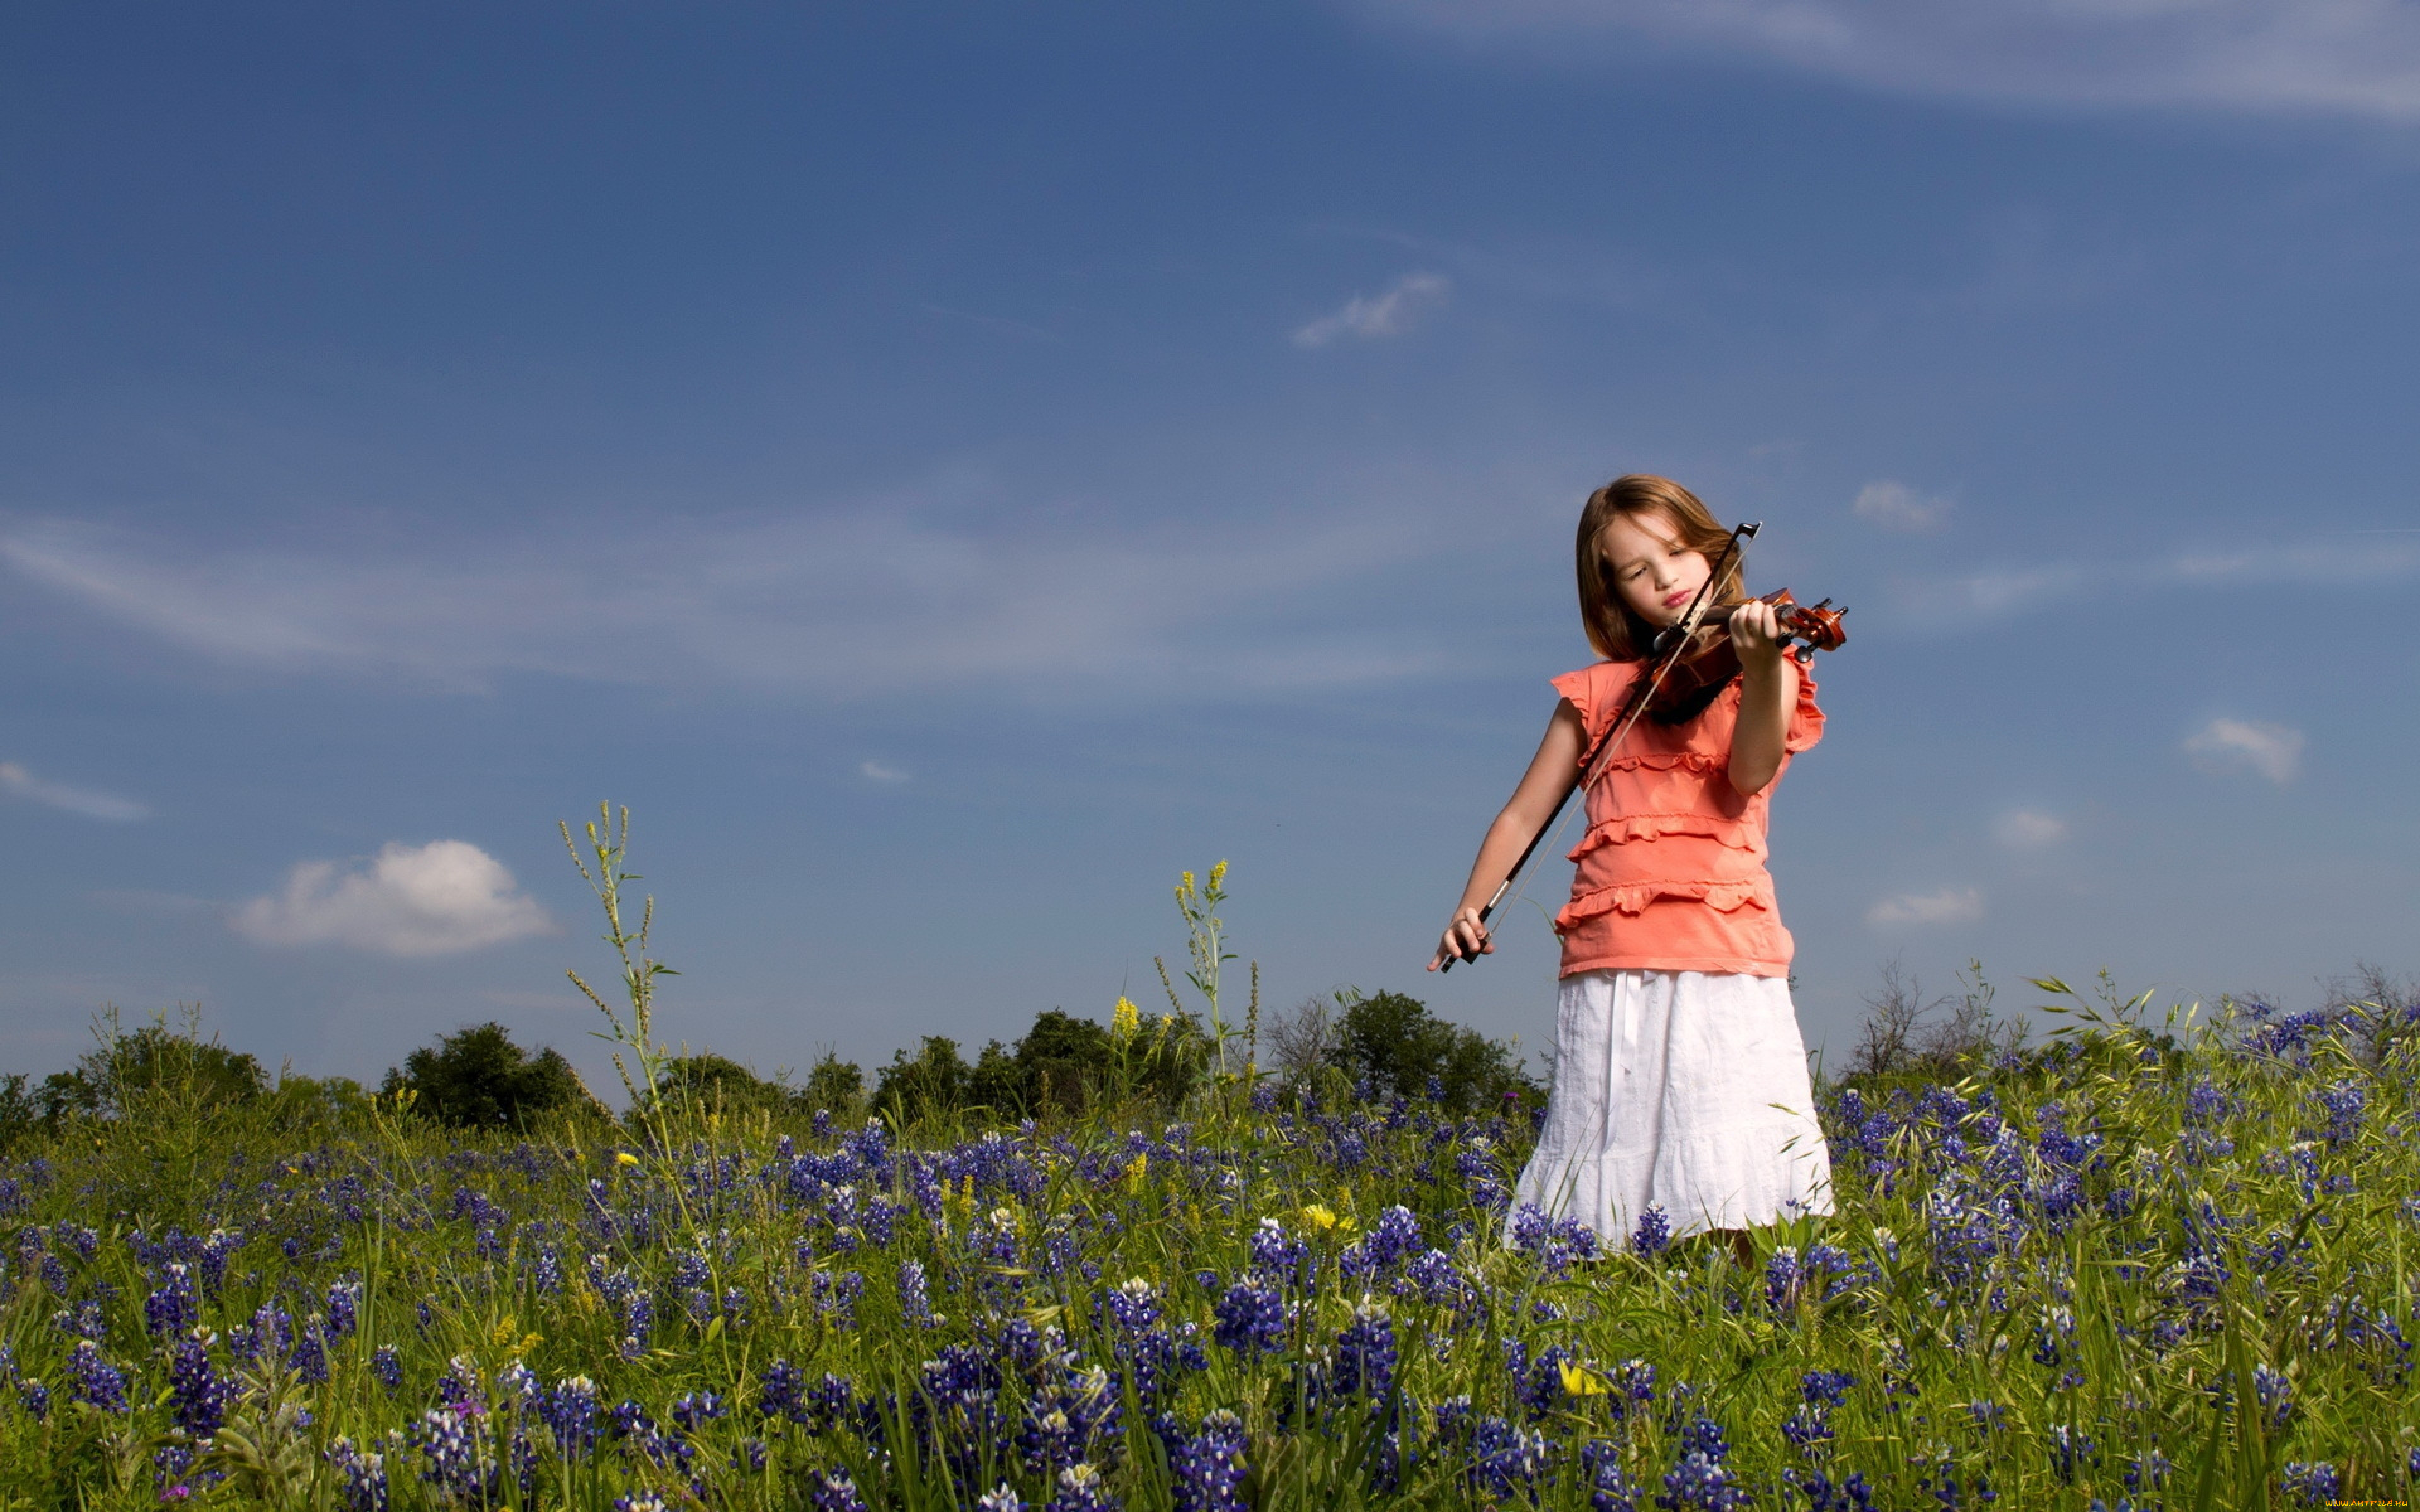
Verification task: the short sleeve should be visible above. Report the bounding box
[1551,661,1640,745]
[1783,658,1826,753]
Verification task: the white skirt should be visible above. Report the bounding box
[1509,969,1834,1247]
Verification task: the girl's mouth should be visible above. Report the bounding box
[1662,588,1692,609]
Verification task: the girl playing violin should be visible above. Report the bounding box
[1427,474,1833,1269]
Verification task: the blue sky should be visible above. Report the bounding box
[4,1,2416,1095]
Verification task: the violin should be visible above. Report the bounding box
[1629,588,1848,727]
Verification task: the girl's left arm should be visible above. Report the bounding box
[1726,600,1797,798]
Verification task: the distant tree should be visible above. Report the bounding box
[643,1053,797,1118]
[0,1074,42,1151]
[1329,989,1533,1113]
[1267,993,1344,1080]
[39,1008,268,1123]
[802,1050,865,1120]
[873,1036,971,1123]
[382,1022,586,1130]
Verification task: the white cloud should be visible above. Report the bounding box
[1852,480,1950,532]
[1354,0,2420,120]
[1994,809,2066,849]
[0,495,1449,701]
[0,761,149,822]
[860,760,909,784]
[2185,718,2303,784]
[1866,886,1984,927]
[232,840,554,957]
[1293,272,1451,348]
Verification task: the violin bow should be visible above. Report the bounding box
[1438,521,1760,973]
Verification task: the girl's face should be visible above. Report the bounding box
[1598,508,1713,629]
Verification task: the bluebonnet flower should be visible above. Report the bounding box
[759,1358,807,1422]
[671,1390,727,1432]
[540,1376,601,1458]
[1045,1463,1119,1512]
[146,1263,198,1335]
[2252,1363,2292,1429]
[169,1333,233,1435]
[413,1406,502,1506]
[1631,1206,1673,1256]
[1213,1276,1284,1357]
[326,1279,362,1337]
[1168,1408,1248,1512]
[1403,1248,1476,1312]
[1661,1439,1748,1509]
[1581,1439,1644,1512]
[66,1341,128,1413]
[52,1300,105,1339]
[2312,1080,2366,1145]
[1782,1403,1833,1452]
[1022,1403,1090,1475]
[2278,1462,2341,1505]
[1333,1300,1397,1402]
[809,1474,869,1512]
[1249,1219,1309,1288]
[1536,1345,1611,1423]
[1787,1468,1875,1511]
[1765,1247,1804,1311]
[2124,1449,2173,1493]
[897,1261,938,1329]
[326,1437,391,1512]
[17,1379,49,1419]
[291,1317,330,1385]
[1801,1370,1855,1407]
[372,1345,403,1391]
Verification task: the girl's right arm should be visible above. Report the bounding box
[1427,697,1588,971]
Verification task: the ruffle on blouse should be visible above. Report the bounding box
[1598,750,1726,774]
[1567,811,1757,862]
[1555,879,1772,928]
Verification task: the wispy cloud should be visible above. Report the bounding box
[1852,480,1950,533]
[2185,718,2303,784]
[232,840,554,957]
[1993,809,2066,849]
[1354,0,2420,120]
[1866,886,1984,927]
[860,760,909,784]
[0,761,149,822]
[1,496,1450,700]
[1903,536,2420,622]
[1293,272,1451,348]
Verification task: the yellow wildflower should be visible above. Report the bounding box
[1301,1203,1337,1230]
[1560,1360,1611,1397]
[1112,996,1141,1044]
[615,1151,640,1167]
[1124,1154,1148,1191]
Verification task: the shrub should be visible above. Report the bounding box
[381,1021,588,1130]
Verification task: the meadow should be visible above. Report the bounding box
[2,811,2415,1509]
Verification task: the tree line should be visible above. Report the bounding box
[0,987,1540,1147]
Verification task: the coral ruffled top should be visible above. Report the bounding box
[1549,657,1825,980]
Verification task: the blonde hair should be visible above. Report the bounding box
[1575,474,1744,661]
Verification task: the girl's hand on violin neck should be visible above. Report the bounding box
[1427,908,1494,972]
[1727,598,1788,677]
